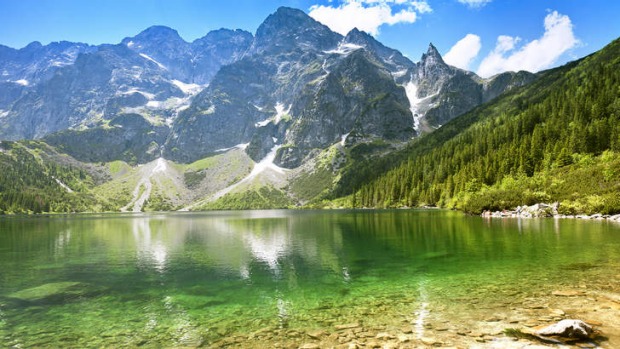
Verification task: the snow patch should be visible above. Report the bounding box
[171,80,203,95]
[272,137,278,143]
[215,143,249,153]
[246,145,286,178]
[139,53,167,70]
[321,59,330,74]
[324,42,364,55]
[253,104,264,111]
[404,79,438,132]
[391,69,408,79]
[274,102,291,124]
[126,40,135,48]
[211,145,287,201]
[0,110,8,118]
[340,132,350,146]
[13,79,29,86]
[146,101,161,108]
[119,88,155,100]
[255,119,271,127]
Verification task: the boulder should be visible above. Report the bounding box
[535,319,594,340]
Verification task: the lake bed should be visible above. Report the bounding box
[0,210,619,348]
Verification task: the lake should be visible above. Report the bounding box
[0,209,619,348]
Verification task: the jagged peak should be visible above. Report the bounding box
[258,6,324,32]
[251,6,342,53]
[346,28,369,38]
[420,42,445,65]
[344,28,373,45]
[426,43,440,56]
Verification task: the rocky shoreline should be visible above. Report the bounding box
[207,285,620,349]
[481,203,620,222]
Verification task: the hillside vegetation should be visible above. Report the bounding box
[0,141,109,213]
[346,38,620,214]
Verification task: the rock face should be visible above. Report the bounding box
[0,6,535,167]
[404,43,535,131]
[121,26,253,84]
[45,113,167,164]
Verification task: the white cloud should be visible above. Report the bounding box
[477,11,578,78]
[309,0,431,36]
[457,0,492,8]
[444,34,482,70]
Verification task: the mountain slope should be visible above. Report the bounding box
[347,37,620,214]
[0,141,109,214]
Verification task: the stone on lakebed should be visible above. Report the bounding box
[8,281,102,304]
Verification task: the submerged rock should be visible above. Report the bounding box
[8,281,101,304]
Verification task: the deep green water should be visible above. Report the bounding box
[0,210,619,348]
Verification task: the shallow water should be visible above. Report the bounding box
[0,210,618,348]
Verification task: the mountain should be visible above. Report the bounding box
[121,26,253,84]
[348,37,620,215]
[0,26,252,141]
[0,41,95,112]
[404,43,536,131]
[165,7,416,166]
[0,40,96,86]
[165,7,533,167]
[0,7,549,213]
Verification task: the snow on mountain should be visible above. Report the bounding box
[171,80,204,95]
[139,53,168,70]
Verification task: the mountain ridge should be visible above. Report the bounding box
[0,6,563,214]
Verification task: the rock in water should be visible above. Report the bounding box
[536,319,594,339]
[8,281,100,304]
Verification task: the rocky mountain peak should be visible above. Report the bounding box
[421,43,445,65]
[24,41,43,51]
[125,25,185,44]
[344,28,372,43]
[251,7,342,54]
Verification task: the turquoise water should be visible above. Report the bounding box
[0,210,619,348]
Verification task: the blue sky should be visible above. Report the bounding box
[0,0,618,77]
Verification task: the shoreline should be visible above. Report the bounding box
[481,202,620,222]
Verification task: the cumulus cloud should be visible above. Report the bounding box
[457,0,492,8]
[477,11,578,78]
[444,34,482,70]
[309,0,432,36]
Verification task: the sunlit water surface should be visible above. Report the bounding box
[0,210,619,348]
